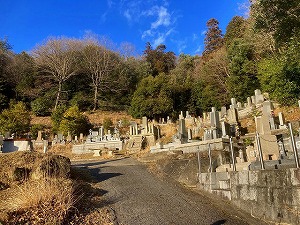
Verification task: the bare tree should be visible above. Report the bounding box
[81,37,127,110]
[32,37,82,109]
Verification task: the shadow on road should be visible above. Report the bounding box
[72,157,128,167]
[211,219,227,225]
[89,167,123,182]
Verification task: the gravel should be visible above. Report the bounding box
[73,157,271,225]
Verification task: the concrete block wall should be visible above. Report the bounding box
[199,169,300,224]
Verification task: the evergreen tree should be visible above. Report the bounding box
[203,18,224,56]
[143,43,176,76]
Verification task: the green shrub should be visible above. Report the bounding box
[102,117,113,132]
[31,97,51,116]
[59,106,92,136]
[30,124,46,139]
[69,92,93,111]
[51,105,67,133]
[0,101,31,135]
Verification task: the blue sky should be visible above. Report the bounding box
[1,0,249,56]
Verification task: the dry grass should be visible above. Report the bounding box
[159,124,177,144]
[85,110,135,126]
[1,178,78,224]
[274,106,300,122]
[30,110,136,132]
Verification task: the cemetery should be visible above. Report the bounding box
[1,89,300,223]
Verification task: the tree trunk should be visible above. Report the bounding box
[93,85,98,111]
[55,81,62,110]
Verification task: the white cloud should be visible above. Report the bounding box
[152,29,173,46]
[153,35,166,46]
[195,45,203,54]
[151,6,171,29]
[142,29,153,39]
[172,39,187,54]
[200,30,206,36]
[107,0,114,8]
[119,0,176,48]
[192,33,198,41]
[123,9,132,21]
[101,12,108,23]
[238,1,251,17]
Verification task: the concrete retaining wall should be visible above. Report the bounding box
[199,169,300,224]
[150,138,226,154]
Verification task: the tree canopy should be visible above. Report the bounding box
[0,0,299,132]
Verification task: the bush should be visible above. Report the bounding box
[51,105,67,134]
[31,97,51,116]
[0,101,31,135]
[102,117,113,132]
[69,92,93,111]
[59,106,92,136]
[30,124,46,139]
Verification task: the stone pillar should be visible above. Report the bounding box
[99,126,104,138]
[134,124,138,135]
[129,125,133,136]
[187,129,192,140]
[37,131,42,141]
[186,111,190,118]
[237,102,242,109]
[251,96,256,105]
[231,98,237,108]
[278,112,286,129]
[179,111,184,120]
[220,106,227,118]
[142,117,148,134]
[221,121,228,138]
[247,97,252,108]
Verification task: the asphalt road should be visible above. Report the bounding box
[73,157,270,225]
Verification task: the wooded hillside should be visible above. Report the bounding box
[0,0,299,135]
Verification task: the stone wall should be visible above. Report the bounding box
[199,169,300,224]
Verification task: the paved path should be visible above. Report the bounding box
[73,157,270,225]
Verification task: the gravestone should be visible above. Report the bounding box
[231,98,237,108]
[37,131,42,141]
[43,140,48,153]
[227,108,238,124]
[246,145,257,162]
[221,121,230,138]
[210,107,220,128]
[255,89,264,104]
[178,119,188,143]
[186,111,191,118]
[278,112,287,129]
[79,133,84,142]
[220,106,227,118]
[179,111,184,120]
[255,102,279,160]
[142,117,148,134]
[99,127,104,138]
[187,129,192,140]
[237,102,242,109]
[247,97,252,108]
[57,133,63,143]
[251,96,256,105]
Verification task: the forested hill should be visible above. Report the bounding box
[0,1,299,122]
